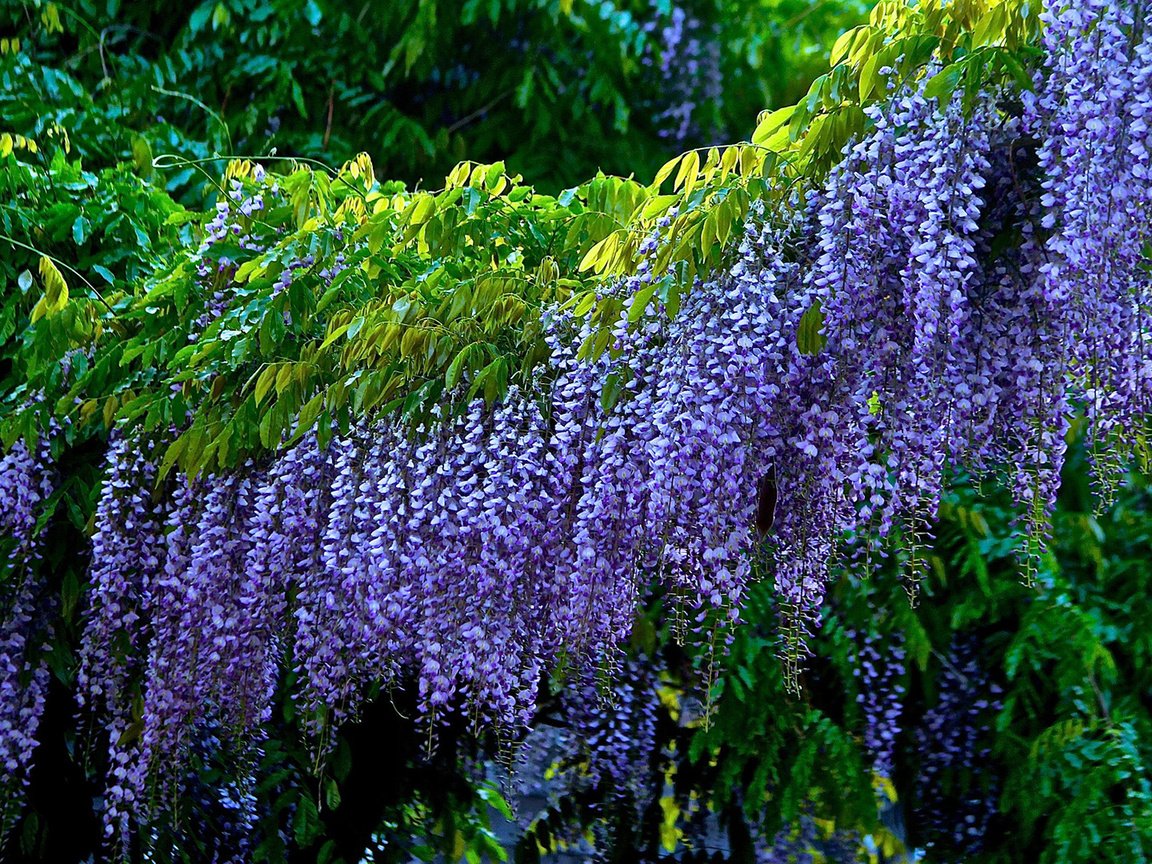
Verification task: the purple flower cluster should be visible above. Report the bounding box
[802,80,992,580]
[0,574,51,836]
[562,660,659,804]
[787,0,1152,593]
[644,1,724,144]
[76,219,808,842]
[290,399,560,743]
[913,637,1002,855]
[93,465,264,849]
[138,472,257,798]
[1025,0,1152,508]
[0,438,53,554]
[77,433,167,843]
[0,437,54,834]
[202,177,268,251]
[647,224,793,612]
[850,629,906,779]
[191,169,283,340]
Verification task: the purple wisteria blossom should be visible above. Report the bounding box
[914,637,1003,855]
[0,437,53,833]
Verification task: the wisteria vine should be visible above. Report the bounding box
[1,0,1150,852]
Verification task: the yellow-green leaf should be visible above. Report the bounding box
[579,232,617,274]
[407,193,436,227]
[652,155,681,190]
[32,256,69,322]
[320,322,351,351]
[859,53,882,100]
[830,27,859,66]
[752,106,794,146]
[254,365,278,406]
[444,344,474,389]
[674,150,700,194]
[628,283,658,324]
[294,391,325,439]
[641,194,679,220]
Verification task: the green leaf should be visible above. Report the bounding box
[570,291,597,317]
[323,778,341,811]
[641,194,678,220]
[291,79,308,118]
[444,344,473,389]
[294,794,321,847]
[858,53,882,100]
[600,371,624,413]
[254,366,278,406]
[628,283,657,324]
[72,216,89,246]
[320,322,350,350]
[131,135,154,178]
[797,300,826,356]
[294,391,325,439]
[923,63,964,105]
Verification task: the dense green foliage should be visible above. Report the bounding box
[1,1,1150,863]
[2,0,869,194]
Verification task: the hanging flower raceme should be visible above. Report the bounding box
[0,438,53,556]
[237,434,334,734]
[802,77,996,588]
[76,433,168,842]
[0,436,54,835]
[913,637,1003,856]
[851,629,906,780]
[647,227,785,616]
[1026,0,1152,507]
